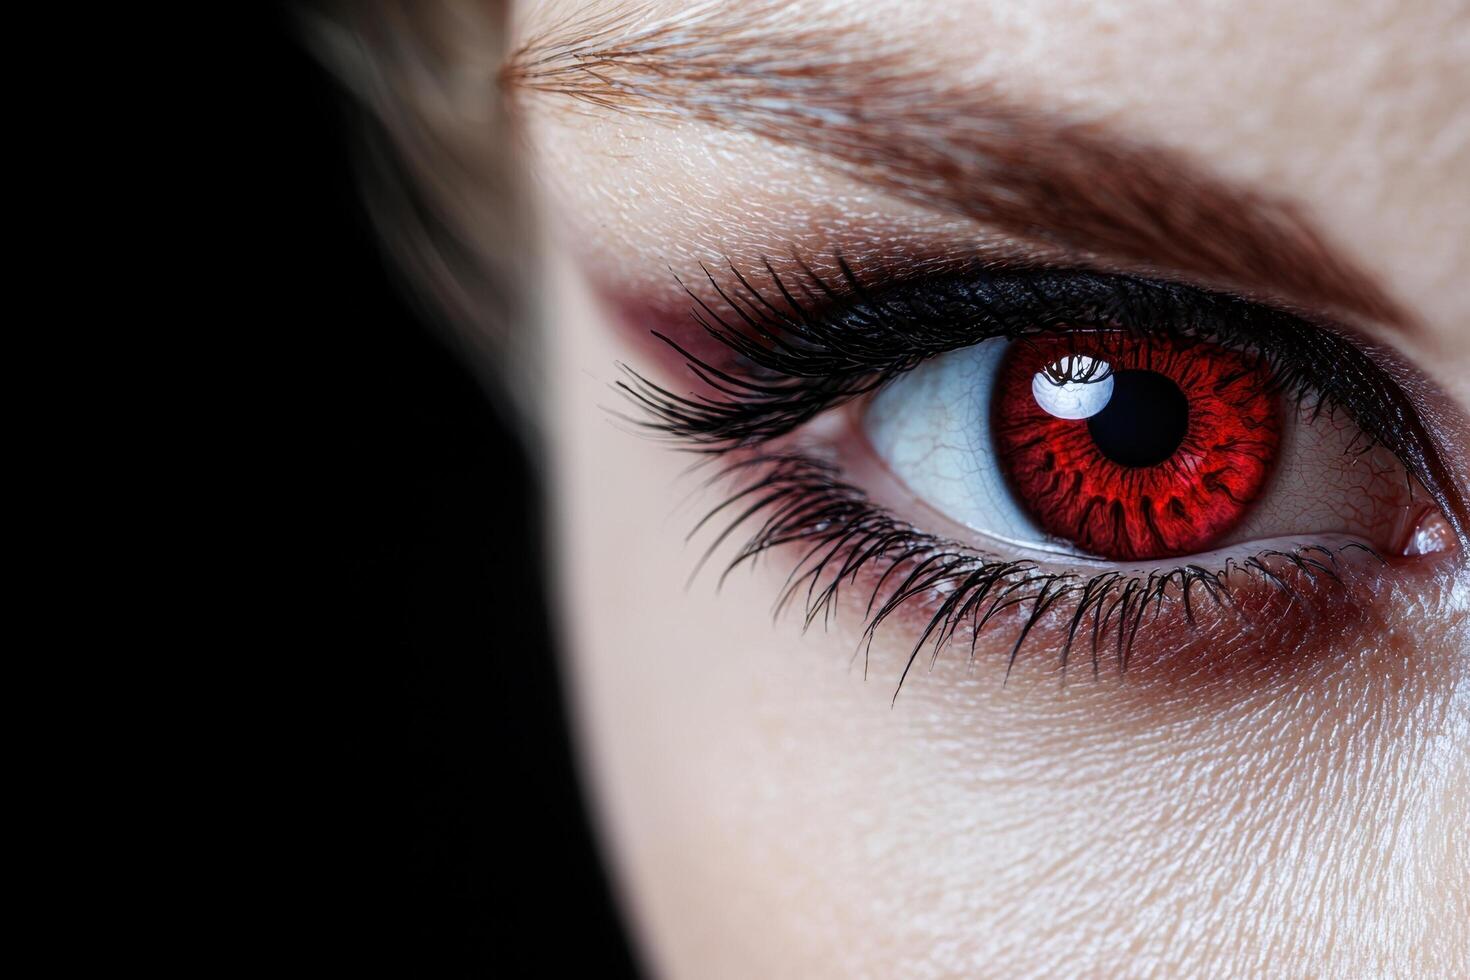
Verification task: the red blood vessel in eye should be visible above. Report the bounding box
[991,333,1282,561]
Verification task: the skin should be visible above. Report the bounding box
[507,1,1470,976]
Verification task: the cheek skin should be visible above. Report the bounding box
[550,257,1470,978]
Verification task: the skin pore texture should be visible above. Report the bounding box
[512,1,1470,976]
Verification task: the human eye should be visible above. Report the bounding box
[502,6,1469,694]
[620,259,1466,683]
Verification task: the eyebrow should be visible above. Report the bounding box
[505,6,1409,332]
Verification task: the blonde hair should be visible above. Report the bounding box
[305,1,538,423]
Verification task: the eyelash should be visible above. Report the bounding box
[618,259,1465,686]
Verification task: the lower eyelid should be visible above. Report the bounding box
[689,445,1425,701]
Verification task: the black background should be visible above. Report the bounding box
[269,6,639,975]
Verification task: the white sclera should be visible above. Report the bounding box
[1031,355,1114,420]
[866,339,1052,548]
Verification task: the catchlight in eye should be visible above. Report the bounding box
[1031,354,1115,420]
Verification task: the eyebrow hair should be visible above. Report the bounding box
[506,4,1410,331]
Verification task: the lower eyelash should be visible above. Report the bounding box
[696,450,1385,692]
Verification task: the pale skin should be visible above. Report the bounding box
[509,1,1470,976]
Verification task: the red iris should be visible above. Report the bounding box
[992,333,1281,560]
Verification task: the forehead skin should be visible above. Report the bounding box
[513,0,1470,977]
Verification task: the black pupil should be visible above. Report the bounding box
[1086,370,1189,467]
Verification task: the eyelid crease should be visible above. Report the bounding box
[508,0,1410,334]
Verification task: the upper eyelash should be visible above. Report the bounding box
[618,258,1469,548]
